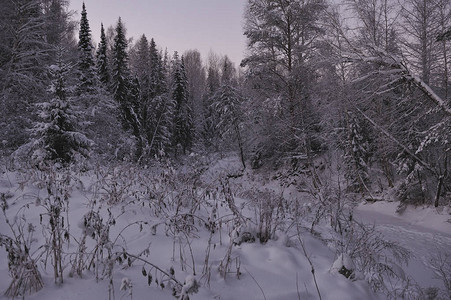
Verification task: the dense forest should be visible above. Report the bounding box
[1,0,450,207]
[0,0,450,299]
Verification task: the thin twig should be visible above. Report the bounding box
[297,228,322,300]
[296,272,301,300]
[243,266,267,300]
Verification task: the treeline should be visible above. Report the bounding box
[1,0,451,206]
[0,0,242,164]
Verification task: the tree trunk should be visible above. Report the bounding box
[235,122,246,170]
[434,175,444,207]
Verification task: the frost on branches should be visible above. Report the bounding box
[31,48,91,166]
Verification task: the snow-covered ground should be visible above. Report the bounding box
[356,201,451,293]
[0,158,450,300]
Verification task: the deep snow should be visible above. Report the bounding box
[356,201,451,292]
[0,158,450,300]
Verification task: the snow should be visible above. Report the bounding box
[355,201,451,291]
[331,253,355,274]
[180,275,198,298]
[356,201,451,237]
[0,160,449,300]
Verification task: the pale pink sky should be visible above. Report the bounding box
[69,0,247,65]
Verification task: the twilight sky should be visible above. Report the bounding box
[69,0,248,65]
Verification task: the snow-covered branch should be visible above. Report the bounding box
[343,45,451,118]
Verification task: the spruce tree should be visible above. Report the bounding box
[342,111,371,192]
[145,39,173,156]
[202,65,221,149]
[148,93,174,156]
[183,50,206,143]
[32,47,91,165]
[135,35,151,85]
[221,56,235,85]
[96,23,109,85]
[77,2,96,94]
[112,17,131,127]
[171,53,193,155]
[134,35,151,132]
[149,38,166,97]
[111,17,142,159]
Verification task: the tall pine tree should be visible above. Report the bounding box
[111,17,142,159]
[202,63,221,149]
[77,2,96,94]
[171,53,193,155]
[149,38,166,97]
[96,23,109,86]
[112,17,133,128]
[112,18,129,104]
[133,35,151,133]
[341,111,371,192]
[145,39,173,156]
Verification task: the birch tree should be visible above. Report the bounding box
[242,0,327,160]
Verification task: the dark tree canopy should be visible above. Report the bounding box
[77,2,96,94]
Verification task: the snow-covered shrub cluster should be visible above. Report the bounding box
[0,192,44,298]
[1,151,450,299]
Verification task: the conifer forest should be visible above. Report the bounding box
[0,1,450,299]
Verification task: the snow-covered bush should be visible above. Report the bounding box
[331,210,413,297]
[239,187,286,243]
[0,193,44,297]
[84,94,136,162]
[178,275,199,300]
[429,252,451,298]
[31,50,91,167]
[92,163,142,205]
[32,165,74,284]
[306,170,414,297]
